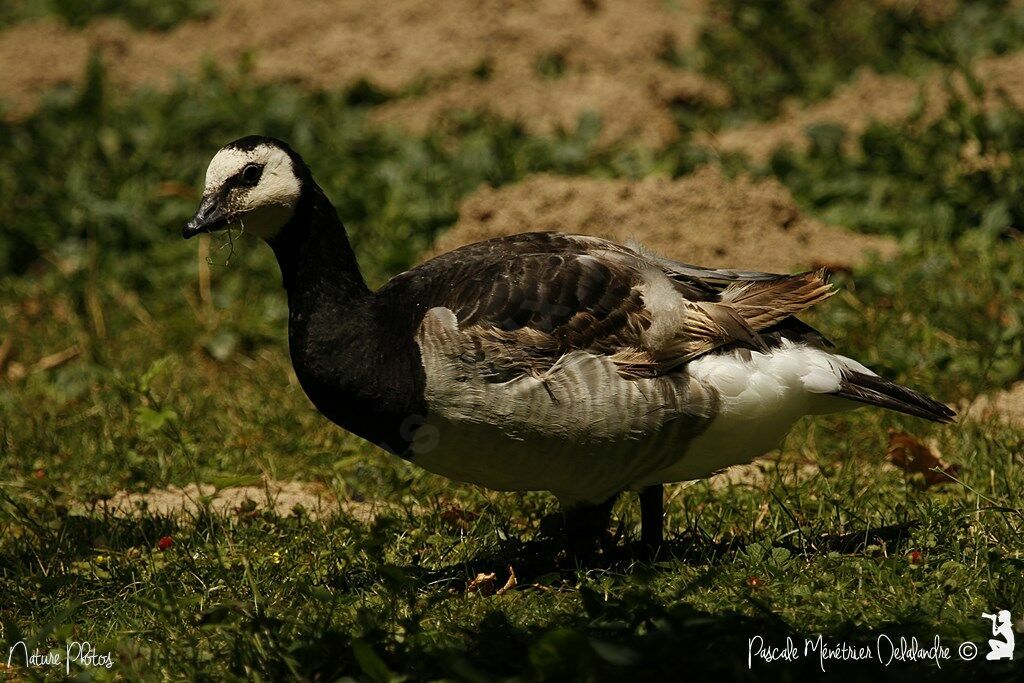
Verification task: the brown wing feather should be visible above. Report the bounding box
[406,232,835,380]
[647,269,835,369]
[717,269,835,331]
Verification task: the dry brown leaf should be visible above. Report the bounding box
[439,502,480,531]
[496,566,517,596]
[466,572,497,596]
[886,430,958,486]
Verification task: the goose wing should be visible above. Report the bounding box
[406,233,835,379]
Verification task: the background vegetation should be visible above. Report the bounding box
[1,1,1022,680]
[697,0,1024,118]
[0,0,214,31]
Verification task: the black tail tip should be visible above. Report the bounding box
[932,403,958,424]
[836,371,957,424]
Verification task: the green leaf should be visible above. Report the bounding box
[135,405,177,433]
[352,640,399,683]
[139,356,172,393]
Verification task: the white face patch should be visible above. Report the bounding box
[202,144,302,240]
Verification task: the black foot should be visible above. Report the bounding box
[639,485,664,547]
[563,495,618,558]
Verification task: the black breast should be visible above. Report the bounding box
[286,291,429,458]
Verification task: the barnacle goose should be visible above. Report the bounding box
[183,136,955,551]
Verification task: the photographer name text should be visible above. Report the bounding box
[748,634,979,671]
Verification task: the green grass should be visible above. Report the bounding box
[3,14,1024,683]
[0,0,214,31]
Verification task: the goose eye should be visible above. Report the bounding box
[240,164,263,186]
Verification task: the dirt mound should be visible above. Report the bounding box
[372,61,726,148]
[708,51,1024,163]
[0,0,721,145]
[963,382,1024,428]
[367,0,728,147]
[432,168,898,272]
[79,477,404,522]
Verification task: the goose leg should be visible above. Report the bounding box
[564,494,618,556]
[639,485,664,546]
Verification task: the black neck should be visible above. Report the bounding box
[268,181,370,301]
[266,181,426,457]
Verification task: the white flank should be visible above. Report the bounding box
[414,308,871,503]
[642,340,863,484]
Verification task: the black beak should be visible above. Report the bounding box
[183,195,229,239]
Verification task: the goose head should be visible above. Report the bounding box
[183,136,305,242]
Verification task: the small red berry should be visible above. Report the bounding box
[908,550,923,564]
[746,576,761,588]
[157,536,174,551]
[33,468,46,479]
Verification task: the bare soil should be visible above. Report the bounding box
[0,0,722,146]
[78,477,406,522]
[432,167,899,272]
[367,0,728,146]
[700,460,821,492]
[964,381,1024,428]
